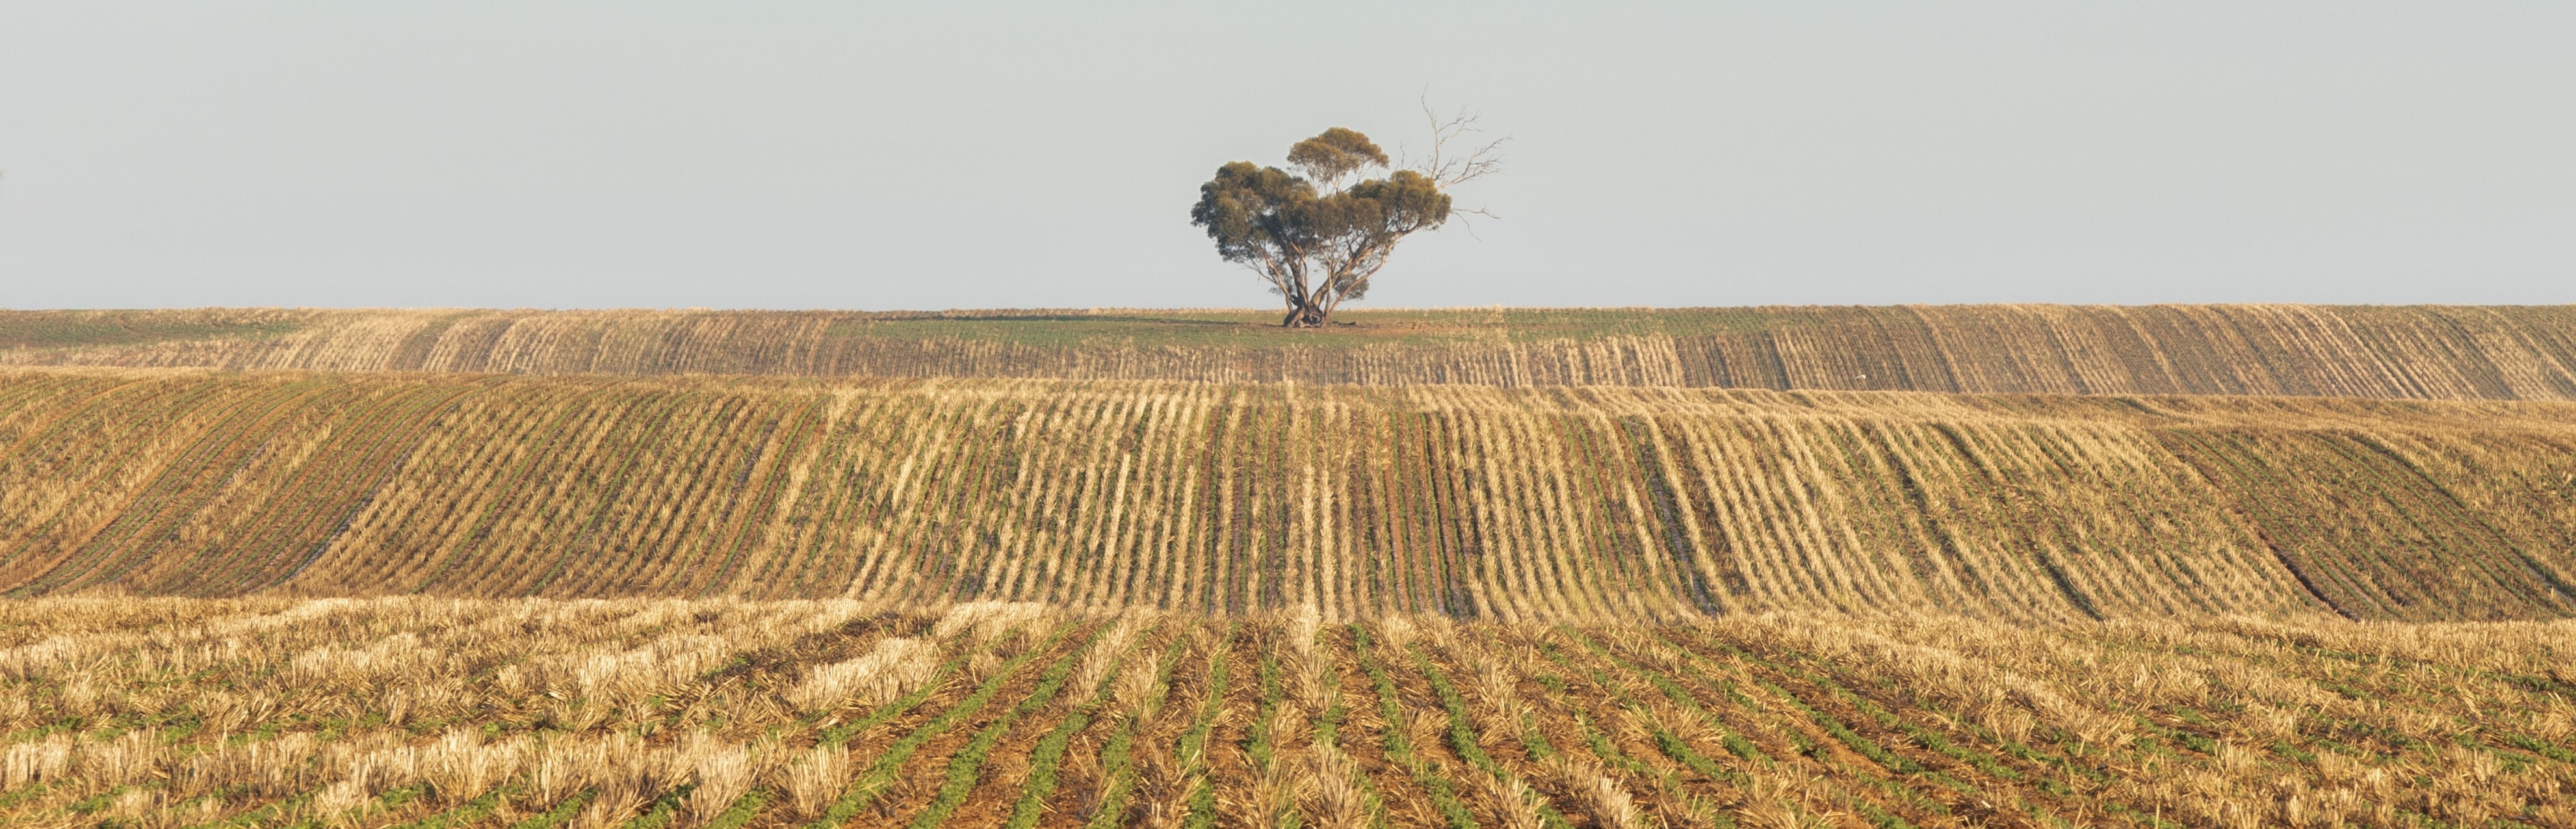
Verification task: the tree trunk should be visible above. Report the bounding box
[1281,296,1329,328]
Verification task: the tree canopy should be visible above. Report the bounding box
[1190,118,1497,327]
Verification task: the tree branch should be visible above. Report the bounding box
[1412,95,1509,190]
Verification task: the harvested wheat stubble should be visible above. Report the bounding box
[6,305,2576,399]
[0,597,2569,828]
[3,369,2575,622]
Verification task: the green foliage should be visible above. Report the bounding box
[1246,654,1282,771]
[1409,646,1574,829]
[1002,622,1155,829]
[506,790,596,829]
[1177,627,1232,829]
[1351,627,1476,829]
[799,624,1073,829]
[385,784,517,829]
[905,629,1095,829]
[612,782,691,829]
[1083,635,1189,829]
[1286,127,1386,185]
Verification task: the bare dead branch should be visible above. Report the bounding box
[1412,95,1509,190]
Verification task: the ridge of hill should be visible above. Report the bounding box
[4,367,2571,620]
[7,304,2576,398]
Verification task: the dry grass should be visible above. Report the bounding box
[0,597,2568,828]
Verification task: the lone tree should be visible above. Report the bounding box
[1190,109,1502,327]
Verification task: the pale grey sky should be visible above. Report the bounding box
[2,2,2569,310]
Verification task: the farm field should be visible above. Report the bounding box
[5,305,2576,399]
[7,304,2576,827]
[3,369,2573,620]
[2,597,2569,829]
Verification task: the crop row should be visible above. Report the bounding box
[0,597,2569,828]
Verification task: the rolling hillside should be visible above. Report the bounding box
[8,308,2576,828]
[3,368,2570,620]
[7,304,2576,398]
